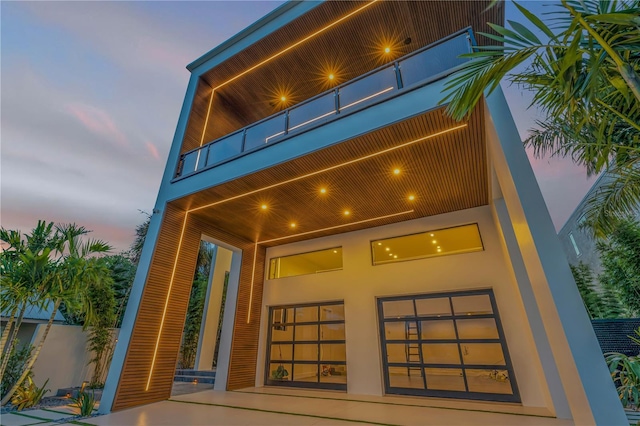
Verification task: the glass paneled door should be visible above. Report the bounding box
[377,290,520,402]
[266,302,346,390]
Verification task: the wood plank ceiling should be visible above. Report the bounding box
[181,0,504,153]
[172,105,487,247]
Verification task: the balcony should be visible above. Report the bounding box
[175,29,473,180]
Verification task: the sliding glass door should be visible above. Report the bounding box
[266,302,346,390]
[378,290,520,402]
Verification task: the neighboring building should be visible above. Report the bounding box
[1,302,66,349]
[101,2,624,424]
[559,174,640,277]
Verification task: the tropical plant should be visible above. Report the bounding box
[10,377,49,411]
[607,351,640,409]
[570,262,623,318]
[0,343,32,400]
[597,219,640,316]
[0,221,60,381]
[179,273,208,369]
[0,223,112,406]
[441,0,640,237]
[70,390,96,417]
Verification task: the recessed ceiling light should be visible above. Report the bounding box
[385,247,390,251]
[384,47,391,53]
[344,210,350,216]
[437,248,442,252]
[393,168,400,175]
[320,187,327,194]
[408,195,415,201]
[290,223,296,228]
[377,242,382,246]
[393,255,398,259]
[333,250,338,253]
[437,246,441,249]
[388,253,393,257]
[430,233,434,237]
[280,96,287,102]
[328,74,335,80]
[261,204,268,210]
[432,240,437,244]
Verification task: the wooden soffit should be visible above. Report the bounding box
[188,1,505,146]
[171,105,488,247]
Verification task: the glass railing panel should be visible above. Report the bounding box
[180,150,199,176]
[338,66,397,112]
[399,33,470,88]
[244,113,286,151]
[288,92,336,133]
[206,131,244,166]
[196,146,209,170]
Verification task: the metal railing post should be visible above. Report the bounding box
[334,88,340,114]
[394,62,403,90]
[241,128,248,152]
[284,110,290,135]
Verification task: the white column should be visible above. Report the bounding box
[484,88,626,425]
[194,246,233,371]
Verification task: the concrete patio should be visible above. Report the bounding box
[85,387,572,426]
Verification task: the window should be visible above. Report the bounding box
[269,247,343,279]
[266,302,346,390]
[569,232,581,256]
[377,290,520,402]
[371,224,483,265]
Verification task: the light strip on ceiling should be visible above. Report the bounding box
[247,243,259,324]
[257,210,415,244]
[188,124,468,213]
[146,211,189,391]
[212,0,380,91]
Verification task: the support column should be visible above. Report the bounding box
[484,88,625,424]
[195,246,233,371]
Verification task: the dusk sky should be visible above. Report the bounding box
[1,1,596,253]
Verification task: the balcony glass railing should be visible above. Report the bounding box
[175,29,472,179]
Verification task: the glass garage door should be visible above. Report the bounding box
[377,290,520,402]
[266,302,346,390]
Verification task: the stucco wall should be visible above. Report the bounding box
[29,324,119,394]
[258,205,550,409]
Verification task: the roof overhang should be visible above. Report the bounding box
[171,105,488,247]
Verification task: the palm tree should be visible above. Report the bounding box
[0,224,112,406]
[441,0,640,237]
[0,222,60,379]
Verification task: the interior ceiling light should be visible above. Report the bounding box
[188,125,467,213]
[212,0,380,91]
[320,187,327,194]
[430,233,435,237]
[377,242,382,246]
[290,223,296,228]
[261,204,268,210]
[384,46,391,54]
[408,195,415,201]
[344,210,350,216]
[280,96,287,102]
[432,240,437,244]
[328,74,335,80]
[394,255,398,259]
[385,247,390,251]
[388,253,393,257]
[333,250,338,253]
[393,168,401,175]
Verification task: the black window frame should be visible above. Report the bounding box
[377,289,520,403]
[265,301,347,391]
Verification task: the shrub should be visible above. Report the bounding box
[606,352,640,410]
[0,343,33,400]
[10,377,49,411]
[71,390,96,417]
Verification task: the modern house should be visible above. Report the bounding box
[558,173,640,277]
[101,1,624,424]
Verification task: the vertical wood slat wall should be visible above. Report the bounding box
[111,203,266,410]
